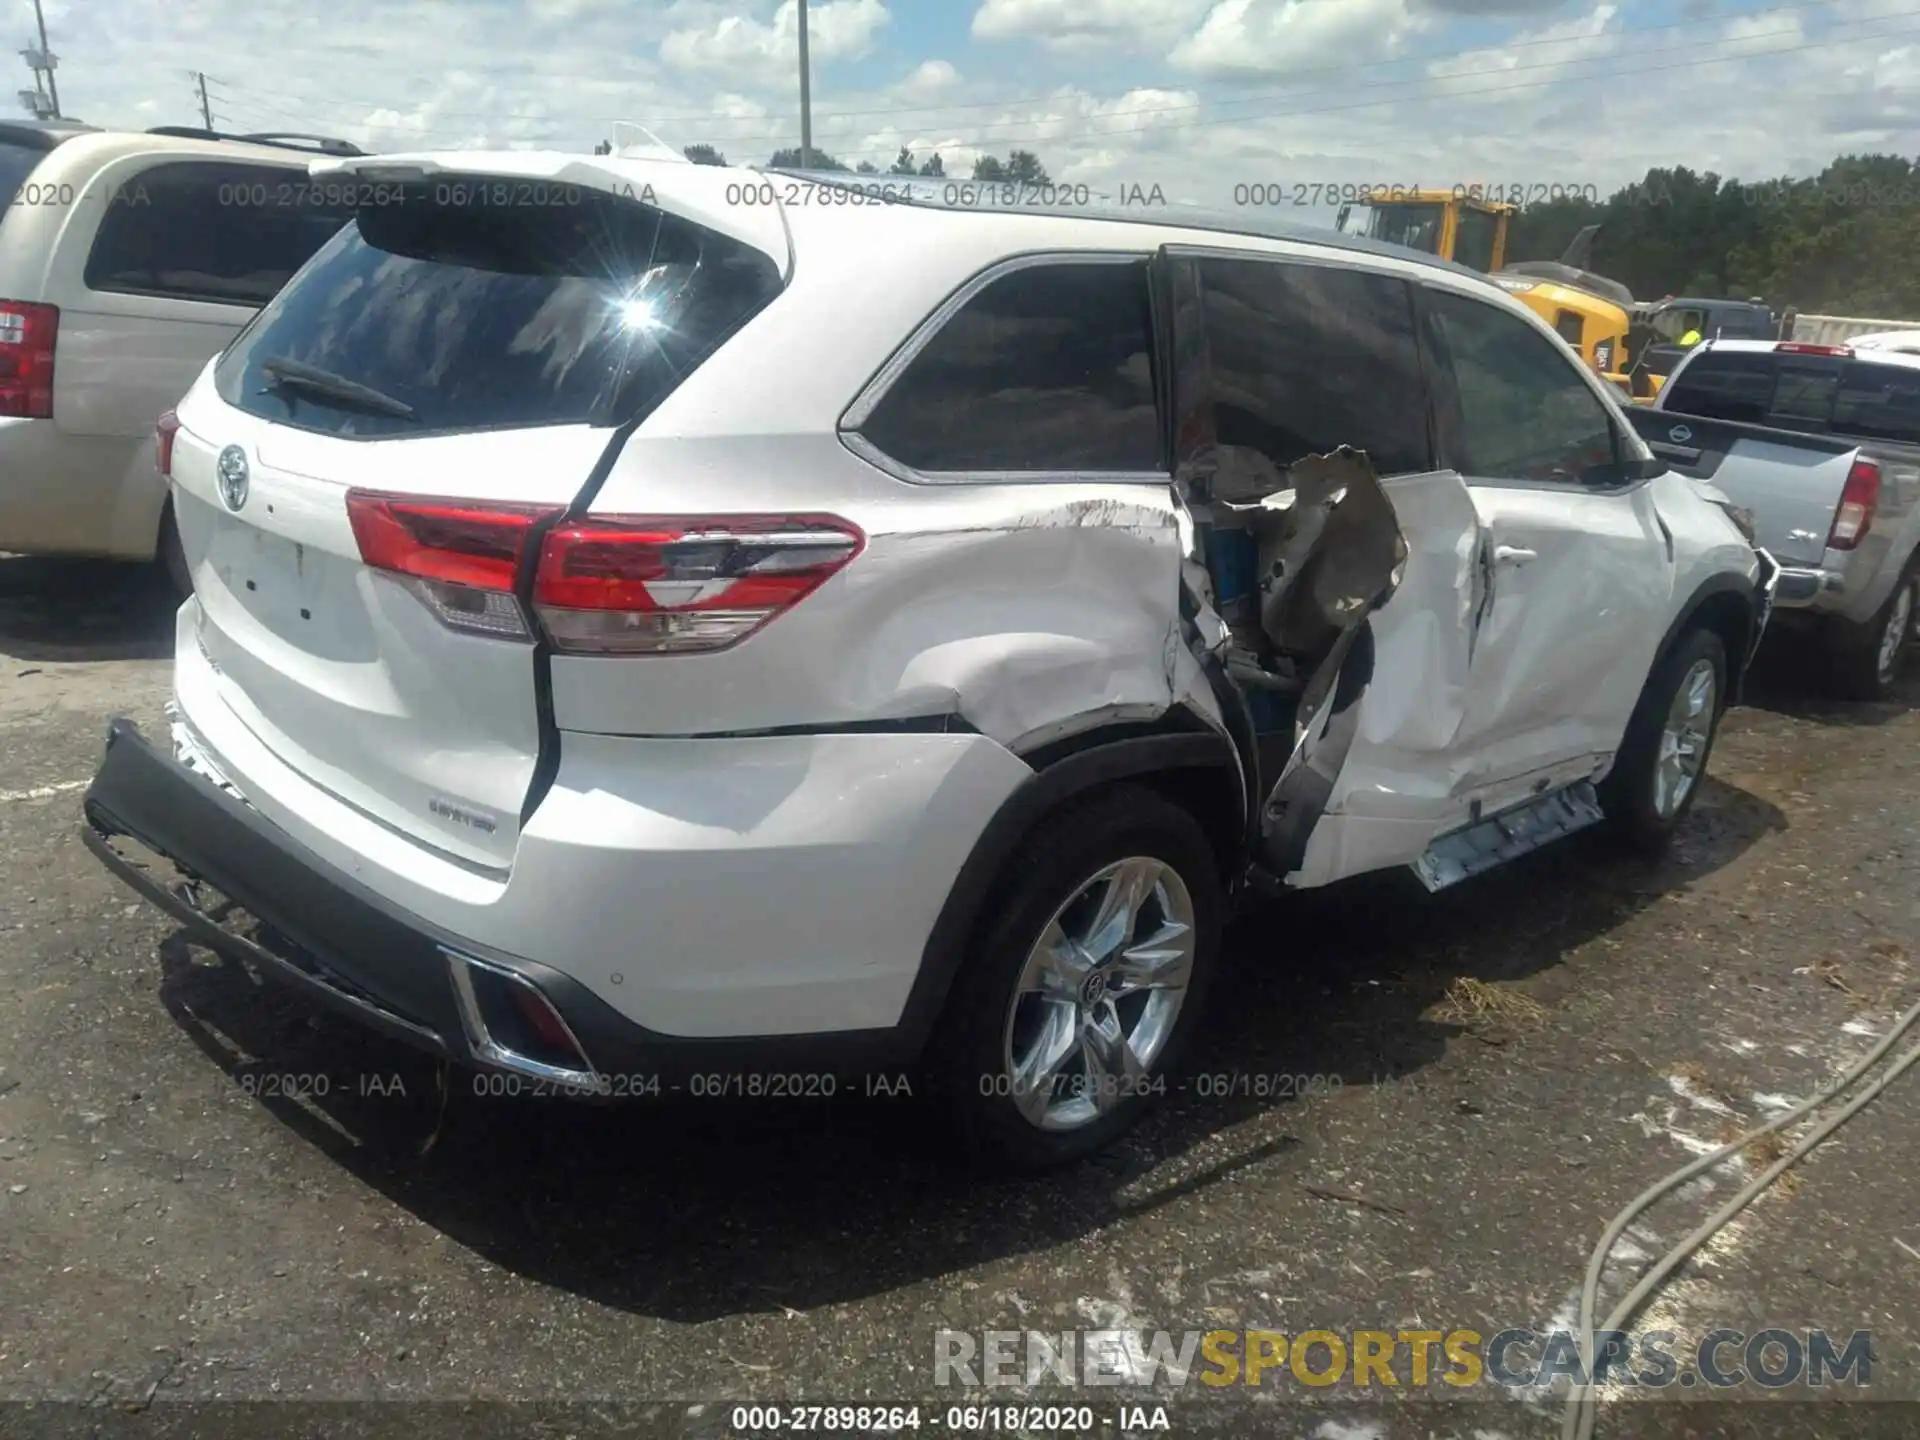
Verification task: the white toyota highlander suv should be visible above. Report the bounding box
[82,152,1777,1169]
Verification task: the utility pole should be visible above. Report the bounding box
[796,0,812,168]
[19,0,59,119]
[196,71,213,129]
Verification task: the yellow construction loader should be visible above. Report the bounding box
[1337,190,1635,394]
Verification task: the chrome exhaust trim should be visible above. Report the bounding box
[443,948,600,1086]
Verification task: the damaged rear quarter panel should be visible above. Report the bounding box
[860,488,1196,750]
[549,441,1201,748]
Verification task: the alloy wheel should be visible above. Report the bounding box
[1653,658,1717,819]
[1878,580,1915,685]
[1001,857,1196,1133]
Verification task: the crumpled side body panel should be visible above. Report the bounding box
[552,447,1227,757]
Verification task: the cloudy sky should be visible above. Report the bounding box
[21,0,1920,208]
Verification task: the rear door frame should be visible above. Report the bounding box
[1150,241,1496,887]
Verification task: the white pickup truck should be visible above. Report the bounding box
[1626,339,1920,698]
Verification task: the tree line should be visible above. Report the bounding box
[595,139,1918,317]
[667,142,1050,183]
[1506,154,1920,316]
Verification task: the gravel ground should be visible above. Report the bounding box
[1,554,1917,1440]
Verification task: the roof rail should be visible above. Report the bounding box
[145,125,364,157]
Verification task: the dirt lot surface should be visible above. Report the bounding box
[1,555,1917,1440]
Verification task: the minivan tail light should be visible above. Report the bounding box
[1828,458,1881,550]
[345,490,563,640]
[0,299,58,419]
[155,410,181,478]
[533,515,864,654]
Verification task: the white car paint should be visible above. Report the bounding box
[1849,329,1920,354]
[0,129,347,562]
[145,152,1761,1045]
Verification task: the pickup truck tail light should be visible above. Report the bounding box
[1828,458,1881,550]
[533,515,865,654]
[0,299,58,419]
[345,494,864,652]
[155,410,181,478]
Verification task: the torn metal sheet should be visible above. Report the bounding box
[1243,447,1409,679]
[1174,441,1496,885]
[1184,446,1417,877]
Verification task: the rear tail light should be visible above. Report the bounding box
[0,299,58,419]
[1828,458,1881,550]
[345,494,863,651]
[345,490,563,640]
[533,515,864,654]
[155,410,181,478]
[1776,341,1852,357]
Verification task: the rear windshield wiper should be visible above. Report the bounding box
[260,356,418,422]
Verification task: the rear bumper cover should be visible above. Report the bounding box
[82,719,920,1082]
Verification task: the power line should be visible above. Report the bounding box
[211,0,1844,130]
[782,16,1920,165]
[202,10,1920,166]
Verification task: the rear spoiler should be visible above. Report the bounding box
[308,151,792,277]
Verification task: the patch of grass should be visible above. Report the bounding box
[1432,976,1547,1029]
[1674,1060,1714,1089]
[1743,1127,1789,1172]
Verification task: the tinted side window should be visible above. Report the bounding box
[1428,288,1616,483]
[1832,361,1920,444]
[85,162,353,307]
[1769,361,1841,430]
[859,260,1159,473]
[1454,209,1499,273]
[1662,351,1776,423]
[1193,257,1430,476]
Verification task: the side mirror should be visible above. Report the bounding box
[1582,454,1666,487]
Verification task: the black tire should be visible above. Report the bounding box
[1599,627,1729,855]
[1828,568,1917,701]
[158,503,193,598]
[931,784,1223,1173]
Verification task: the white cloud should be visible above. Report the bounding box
[1169,0,1434,77]
[21,0,1920,212]
[897,59,963,98]
[661,0,890,79]
[971,0,1213,54]
[1428,3,1622,98]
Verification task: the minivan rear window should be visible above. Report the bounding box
[214,183,784,439]
[0,140,48,212]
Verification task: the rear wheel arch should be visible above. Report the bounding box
[897,724,1246,1056]
[1688,589,1755,689]
[1653,572,1759,706]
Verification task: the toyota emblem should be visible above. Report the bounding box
[1668,425,1693,445]
[216,445,250,512]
